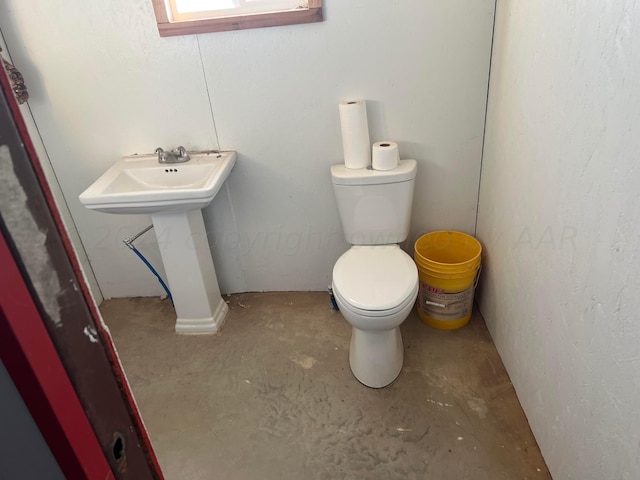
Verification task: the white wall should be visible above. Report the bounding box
[0,31,103,303]
[477,1,640,478]
[0,0,494,297]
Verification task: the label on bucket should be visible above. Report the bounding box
[418,282,475,321]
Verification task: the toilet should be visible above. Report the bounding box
[331,159,419,388]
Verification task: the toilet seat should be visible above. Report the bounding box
[333,282,418,318]
[332,245,418,314]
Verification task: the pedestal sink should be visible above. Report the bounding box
[79,150,236,334]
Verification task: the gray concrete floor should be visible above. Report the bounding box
[100,293,550,480]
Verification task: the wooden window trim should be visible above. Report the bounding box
[151,0,322,37]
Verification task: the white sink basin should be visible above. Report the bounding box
[79,150,236,214]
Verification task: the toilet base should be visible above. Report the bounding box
[349,326,403,388]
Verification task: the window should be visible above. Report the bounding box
[151,0,322,36]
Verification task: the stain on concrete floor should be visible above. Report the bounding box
[100,292,551,480]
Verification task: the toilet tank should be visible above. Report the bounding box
[331,160,417,245]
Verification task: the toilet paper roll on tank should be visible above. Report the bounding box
[338,99,400,171]
[372,141,399,171]
[339,100,371,169]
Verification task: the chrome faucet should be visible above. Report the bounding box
[155,146,190,164]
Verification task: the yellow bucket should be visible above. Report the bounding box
[414,231,482,330]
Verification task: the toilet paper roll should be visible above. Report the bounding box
[372,141,400,171]
[339,100,371,169]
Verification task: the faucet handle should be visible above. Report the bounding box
[154,147,164,161]
[176,146,189,162]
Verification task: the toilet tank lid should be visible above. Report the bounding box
[331,159,417,186]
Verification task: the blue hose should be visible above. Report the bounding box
[123,225,173,304]
[128,244,173,305]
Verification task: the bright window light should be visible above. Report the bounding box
[170,0,308,21]
[151,0,322,36]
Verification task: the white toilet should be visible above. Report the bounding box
[331,159,419,388]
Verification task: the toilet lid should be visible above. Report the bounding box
[332,245,418,311]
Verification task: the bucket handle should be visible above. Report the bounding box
[473,265,483,289]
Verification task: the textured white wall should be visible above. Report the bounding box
[477,1,640,478]
[0,0,494,297]
[0,32,102,303]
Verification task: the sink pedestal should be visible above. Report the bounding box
[152,209,228,334]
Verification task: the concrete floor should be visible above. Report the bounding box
[100,293,550,480]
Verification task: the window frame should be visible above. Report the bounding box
[150,0,322,37]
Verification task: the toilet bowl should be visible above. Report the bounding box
[332,245,419,388]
